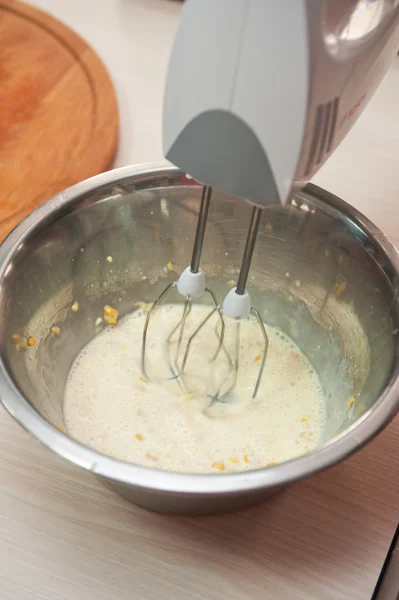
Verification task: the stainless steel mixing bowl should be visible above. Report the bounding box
[1,164,399,515]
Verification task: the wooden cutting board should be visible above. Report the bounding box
[0,0,119,241]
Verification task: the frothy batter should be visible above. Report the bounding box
[64,304,326,473]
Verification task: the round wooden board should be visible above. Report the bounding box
[0,0,119,241]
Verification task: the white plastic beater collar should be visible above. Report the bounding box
[176,266,206,298]
[222,287,251,319]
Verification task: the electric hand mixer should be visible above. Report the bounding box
[142,0,399,405]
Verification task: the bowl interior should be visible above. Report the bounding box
[0,171,397,455]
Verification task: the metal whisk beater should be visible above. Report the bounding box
[141,185,225,384]
[141,187,269,405]
[180,206,269,405]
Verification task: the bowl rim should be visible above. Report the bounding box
[1,162,399,495]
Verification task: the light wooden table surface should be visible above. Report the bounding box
[1,2,398,599]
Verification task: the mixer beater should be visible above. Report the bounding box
[141,185,269,406]
[141,185,225,386]
[180,201,268,405]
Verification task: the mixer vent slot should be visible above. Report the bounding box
[305,97,339,176]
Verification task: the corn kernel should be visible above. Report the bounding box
[27,336,35,347]
[56,423,65,432]
[146,452,157,461]
[254,354,261,362]
[107,256,113,263]
[167,262,173,271]
[211,462,225,472]
[16,342,26,350]
[135,434,143,441]
[71,301,79,312]
[243,455,249,463]
[335,280,347,298]
[105,314,118,325]
[104,305,119,325]
[348,396,356,408]
[12,333,26,350]
[300,417,308,423]
[229,458,238,464]
[51,326,61,335]
[134,302,148,311]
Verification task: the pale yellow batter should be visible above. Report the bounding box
[64,304,326,473]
